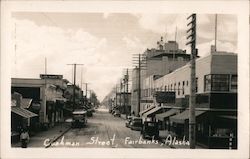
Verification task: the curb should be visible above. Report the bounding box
[45,127,71,148]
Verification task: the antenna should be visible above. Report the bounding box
[175,26,177,42]
[164,26,168,43]
[215,14,217,52]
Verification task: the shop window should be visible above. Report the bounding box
[231,75,237,91]
[204,74,229,92]
[212,128,231,137]
[211,74,230,91]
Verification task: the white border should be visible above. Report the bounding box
[1,1,249,159]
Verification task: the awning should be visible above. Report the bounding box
[155,109,179,121]
[143,107,166,117]
[218,115,237,120]
[21,98,33,109]
[11,106,38,118]
[139,106,155,116]
[170,110,206,124]
[54,97,67,102]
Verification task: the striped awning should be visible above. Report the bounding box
[170,110,206,124]
[139,106,155,116]
[143,107,163,117]
[11,106,38,118]
[155,109,179,121]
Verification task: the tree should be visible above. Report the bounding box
[90,91,100,107]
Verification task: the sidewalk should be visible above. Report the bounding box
[12,122,71,148]
[159,130,205,149]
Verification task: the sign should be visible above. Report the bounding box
[155,91,175,103]
[40,74,63,79]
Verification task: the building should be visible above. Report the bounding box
[150,51,237,148]
[131,38,191,116]
[11,74,68,129]
[11,92,38,143]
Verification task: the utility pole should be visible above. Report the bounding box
[132,54,146,116]
[82,83,89,98]
[82,82,90,106]
[67,63,84,111]
[123,77,126,116]
[186,13,197,149]
[120,79,122,112]
[115,84,118,107]
[126,68,129,118]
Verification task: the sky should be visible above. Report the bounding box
[11,12,237,101]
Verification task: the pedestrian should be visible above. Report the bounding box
[20,128,29,148]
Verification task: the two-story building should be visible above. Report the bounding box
[11,74,68,129]
[152,51,237,148]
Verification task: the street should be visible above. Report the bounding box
[49,108,170,148]
[18,107,171,148]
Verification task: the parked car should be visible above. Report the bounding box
[125,116,133,127]
[113,110,121,117]
[71,109,87,128]
[141,121,159,139]
[130,117,143,131]
[87,109,93,117]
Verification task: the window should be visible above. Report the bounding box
[231,75,237,91]
[204,75,211,92]
[204,74,230,92]
[186,80,189,86]
[211,75,229,91]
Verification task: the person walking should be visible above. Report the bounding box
[20,129,29,148]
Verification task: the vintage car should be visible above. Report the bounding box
[71,109,87,128]
[113,110,121,117]
[130,117,143,131]
[141,121,159,139]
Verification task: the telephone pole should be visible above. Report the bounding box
[115,84,118,107]
[67,63,84,111]
[125,68,129,118]
[132,54,146,116]
[120,79,122,111]
[186,13,197,149]
[82,82,90,106]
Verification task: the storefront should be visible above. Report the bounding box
[11,106,38,143]
[169,110,206,139]
[155,108,180,130]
